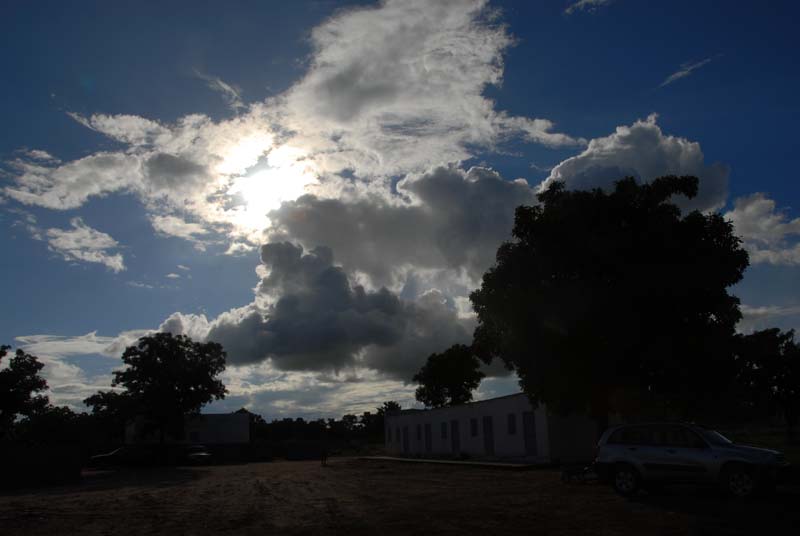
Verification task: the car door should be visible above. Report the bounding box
[650,425,713,482]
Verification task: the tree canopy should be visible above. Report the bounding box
[101,332,227,442]
[413,344,485,408]
[735,328,800,442]
[0,345,49,437]
[470,176,749,420]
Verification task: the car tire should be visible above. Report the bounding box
[721,464,756,498]
[613,463,641,497]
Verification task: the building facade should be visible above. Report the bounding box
[384,393,599,463]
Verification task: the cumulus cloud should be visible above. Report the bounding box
[540,114,729,212]
[45,218,125,272]
[269,166,535,288]
[724,193,800,265]
[3,0,581,252]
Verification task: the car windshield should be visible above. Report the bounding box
[700,429,733,446]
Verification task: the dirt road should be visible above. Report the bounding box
[0,458,796,535]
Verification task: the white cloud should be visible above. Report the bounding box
[541,114,729,212]
[565,0,613,15]
[194,69,245,111]
[177,264,190,271]
[3,0,582,252]
[45,217,125,272]
[166,273,181,279]
[660,57,716,88]
[739,304,800,333]
[724,193,800,265]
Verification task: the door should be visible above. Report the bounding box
[424,423,432,453]
[523,411,538,456]
[483,416,495,456]
[402,426,409,454]
[450,420,460,454]
[650,425,713,482]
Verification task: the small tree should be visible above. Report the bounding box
[413,344,485,408]
[109,333,227,443]
[0,345,49,438]
[736,328,800,443]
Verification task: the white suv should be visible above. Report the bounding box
[595,423,788,497]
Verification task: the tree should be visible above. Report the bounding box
[84,390,135,443]
[735,328,800,443]
[413,344,485,408]
[470,176,749,422]
[0,345,49,438]
[108,333,227,443]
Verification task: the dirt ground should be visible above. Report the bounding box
[0,458,797,535]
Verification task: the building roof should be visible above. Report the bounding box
[391,392,528,416]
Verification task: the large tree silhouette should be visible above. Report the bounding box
[0,345,49,438]
[470,176,748,421]
[413,344,485,408]
[103,333,227,443]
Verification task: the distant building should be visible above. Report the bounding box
[125,413,250,445]
[384,393,600,463]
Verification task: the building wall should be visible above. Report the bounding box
[384,394,551,462]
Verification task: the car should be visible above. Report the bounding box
[183,444,213,465]
[88,446,159,468]
[594,423,789,498]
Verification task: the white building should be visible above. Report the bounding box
[384,393,599,463]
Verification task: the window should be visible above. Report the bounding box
[417,424,422,441]
[609,426,651,446]
[441,422,448,439]
[508,413,517,435]
[470,418,479,437]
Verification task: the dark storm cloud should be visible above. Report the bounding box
[269,166,536,286]
[205,242,472,379]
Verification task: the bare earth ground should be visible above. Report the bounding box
[1,458,798,535]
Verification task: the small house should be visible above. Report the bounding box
[384,393,599,463]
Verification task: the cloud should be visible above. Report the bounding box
[12,331,147,409]
[3,0,583,254]
[45,218,125,272]
[269,166,535,288]
[724,193,800,265]
[739,304,800,333]
[177,264,190,271]
[540,114,729,212]
[565,0,613,15]
[166,273,181,279]
[193,69,245,111]
[660,56,717,87]
[150,214,210,250]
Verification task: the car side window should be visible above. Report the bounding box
[611,426,651,445]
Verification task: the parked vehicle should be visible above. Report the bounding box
[183,444,213,465]
[88,446,159,468]
[595,423,789,498]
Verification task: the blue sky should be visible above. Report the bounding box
[2,0,799,419]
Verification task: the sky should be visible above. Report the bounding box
[1,0,799,420]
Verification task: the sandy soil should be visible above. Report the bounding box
[0,458,796,535]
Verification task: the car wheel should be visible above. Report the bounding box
[722,464,755,498]
[613,464,641,496]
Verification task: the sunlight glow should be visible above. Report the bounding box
[227,145,318,235]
